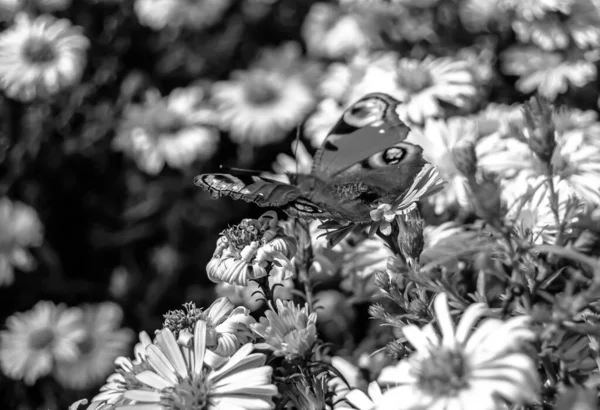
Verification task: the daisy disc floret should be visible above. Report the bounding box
[377,293,540,410]
[107,320,278,410]
[207,211,297,286]
[251,299,318,361]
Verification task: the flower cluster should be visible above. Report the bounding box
[3,0,600,409]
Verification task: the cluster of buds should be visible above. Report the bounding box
[207,211,297,286]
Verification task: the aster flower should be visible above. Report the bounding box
[0,301,85,385]
[302,3,372,59]
[207,211,297,286]
[369,164,445,234]
[501,45,596,100]
[304,98,345,148]
[261,140,313,184]
[215,276,295,312]
[161,298,256,357]
[336,382,383,410]
[99,320,278,410]
[0,13,89,102]
[0,197,43,287]
[251,299,318,360]
[113,86,219,175]
[212,43,316,146]
[377,293,540,410]
[54,302,134,390]
[134,0,231,31]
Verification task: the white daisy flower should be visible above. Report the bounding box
[214,275,294,312]
[54,302,134,390]
[0,197,43,287]
[212,43,316,146]
[104,320,278,410]
[261,140,313,183]
[377,293,539,410]
[113,86,219,175]
[336,381,383,410]
[0,301,85,385]
[302,2,371,59]
[251,299,318,360]
[501,45,597,100]
[0,13,89,101]
[134,0,231,31]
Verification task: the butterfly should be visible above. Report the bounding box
[195,92,439,227]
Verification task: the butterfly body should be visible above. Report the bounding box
[195,92,435,224]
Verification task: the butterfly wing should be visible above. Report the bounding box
[311,93,411,179]
[194,174,333,220]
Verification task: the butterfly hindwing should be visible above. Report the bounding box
[312,93,411,178]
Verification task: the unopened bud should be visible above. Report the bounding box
[452,139,478,177]
[523,95,556,163]
[368,303,387,320]
[374,270,391,292]
[396,209,424,263]
[469,172,504,223]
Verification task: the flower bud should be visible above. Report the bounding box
[452,139,477,177]
[396,209,424,264]
[523,95,556,164]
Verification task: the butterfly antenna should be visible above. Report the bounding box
[219,165,264,175]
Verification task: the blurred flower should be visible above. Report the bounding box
[134,0,231,31]
[0,197,43,287]
[0,301,85,385]
[113,86,219,175]
[377,293,539,410]
[251,299,318,360]
[150,244,180,277]
[0,13,89,101]
[510,0,600,50]
[212,43,316,146]
[302,3,371,59]
[207,211,297,286]
[108,266,132,300]
[54,302,134,390]
[337,381,383,410]
[261,140,313,183]
[459,0,510,32]
[201,298,256,356]
[314,290,356,343]
[304,98,344,148]
[0,0,22,21]
[215,276,294,312]
[501,45,596,100]
[503,175,584,243]
[36,0,71,12]
[369,164,445,233]
[100,321,277,410]
[328,356,365,403]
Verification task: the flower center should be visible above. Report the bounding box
[166,371,211,410]
[223,219,263,250]
[151,109,186,136]
[22,38,57,64]
[415,348,469,396]
[396,67,433,94]
[244,77,281,105]
[28,328,55,351]
[77,335,95,355]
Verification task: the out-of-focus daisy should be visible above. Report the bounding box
[336,381,383,410]
[377,293,539,410]
[499,0,573,20]
[503,174,585,243]
[0,301,85,385]
[0,13,89,101]
[102,321,278,410]
[113,86,219,175]
[212,43,316,146]
[328,356,365,404]
[261,141,313,184]
[207,211,297,286]
[251,299,318,360]
[0,0,22,21]
[134,0,231,31]
[501,45,597,100]
[54,302,134,390]
[320,52,477,124]
[0,197,43,287]
[302,2,372,59]
[511,0,600,51]
[36,0,71,12]
[304,98,344,148]
[459,0,511,32]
